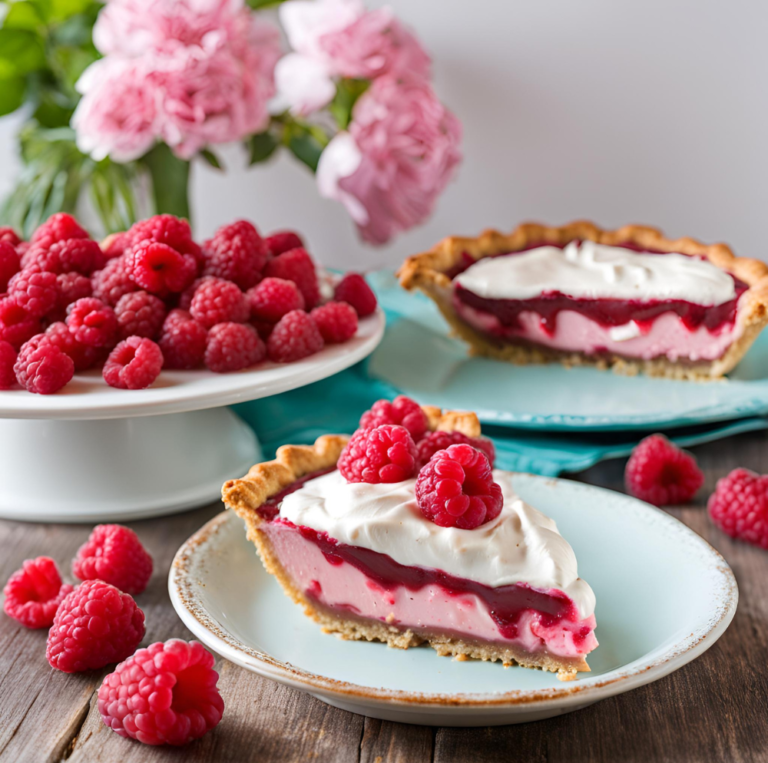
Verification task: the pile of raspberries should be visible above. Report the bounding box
[0,213,377,394]
[2,524,224,746]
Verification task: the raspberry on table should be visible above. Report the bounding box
[708,468,768,549]
[179,276,215,311]
[98,639,224,746]
[205,322,265,373]
[338,424,418,484]
[417,430,496,469]
[66,297,119,348]
[203,220,268,290]
[416,444,503,529]
[3,556,73,629]
[159,312,208,369]
[45,322,99,372]
[46,580,146,673]
[266,309,324,363]
[73,524,153,594]
[92,255,139,306]
[15,335,75,394]
[0,340,17,388]
[128,215,201,261]
[127,241,197,295]
[0,226,21,247]
[54,272,93,319]
[8,269,59,318]
[115,290,166,340]
[334,273,377,317]
[247,277,305,323]
[25,238,104,275]
[265,230,304,257]
[0,240,20,291]
[263,247,320,309]
[30,213,89,248]
[0,297,41,350]
[360,396,428,442]
[310,301,358,344]
[190,277,249,328]
[103,336,164,390]
[625,434,704,506]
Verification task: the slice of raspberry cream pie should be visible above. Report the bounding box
[398,221,768,379]
[223,397,597,680]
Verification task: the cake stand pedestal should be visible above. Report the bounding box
[0,311,384,523]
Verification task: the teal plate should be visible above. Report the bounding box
[169,475,737,726]
[368,272,768,432]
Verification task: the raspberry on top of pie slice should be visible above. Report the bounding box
[398,221,768,380]
[222,398,597,681]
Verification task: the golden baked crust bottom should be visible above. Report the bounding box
[221,406,587,681]
[398,221,768,379]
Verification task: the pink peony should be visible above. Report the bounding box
[317,76,462,245]
[73,58,161,162]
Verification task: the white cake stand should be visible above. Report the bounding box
[0,311,384,523]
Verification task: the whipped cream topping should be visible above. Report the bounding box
[278,470,596,619]
[454,240,736,305]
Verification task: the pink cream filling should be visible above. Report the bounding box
[454,299,742,362]
[263,519,597,660]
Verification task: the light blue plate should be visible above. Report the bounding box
[368,272,768,432]
[170,475,737,726]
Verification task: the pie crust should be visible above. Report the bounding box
[398,221,768,379]
[222,407,589,680]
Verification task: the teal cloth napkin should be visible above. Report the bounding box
[232,271,768,476]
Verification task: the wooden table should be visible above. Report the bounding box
[1,431,767,763]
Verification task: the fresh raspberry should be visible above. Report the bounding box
[92,255,139,306]
[205,322,265,373]
[103,337,164,389]
[360,396,428,442]
[15,336,74,394]
[3,557,73,629]
[50,271,93,321]
[708,468,768,549]
[0,240,20,291]
[179,276,215,310]
[203,220,268,290]
[45,322,100,372]
[0,226,21,247]
[265,230,304,257]
[127,241,197,295]
[115,290,166,340]
[66,297,119,347]
[625,434,704,506]
[334,273,377,317]
[0,340,17,388]
[416,444,502,529]
[98,639,224,746]
[73,524,153,594]
[338,424,418,484]
[24,238,104,275]
[158,312,207,369]
[30,213,89,248]
[0,297,40,350]
[8,269,59,317]
[101,232,129,260]
[263,247,320,309]
[266,309,324,363]
[417,430,496,469]
[246,277,305,323]
[310,301,358,344]
[128,215,201,261]
[190,277,249,328]
[46,580,145,673]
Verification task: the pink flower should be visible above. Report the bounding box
[317,76,462,245]
[73,58,161,162]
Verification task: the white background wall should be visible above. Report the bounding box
[1,0,766,271]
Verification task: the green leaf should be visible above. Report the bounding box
[0,75,25,116]
[48,0,94,22]
[0,29,46,77]
[199,147,224,171]
[141,143,192,222]
[246,0,289,8]
[3,2,45,31]
[329,78,369,130]
[286,132,324,173]
[247,131,278,165]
